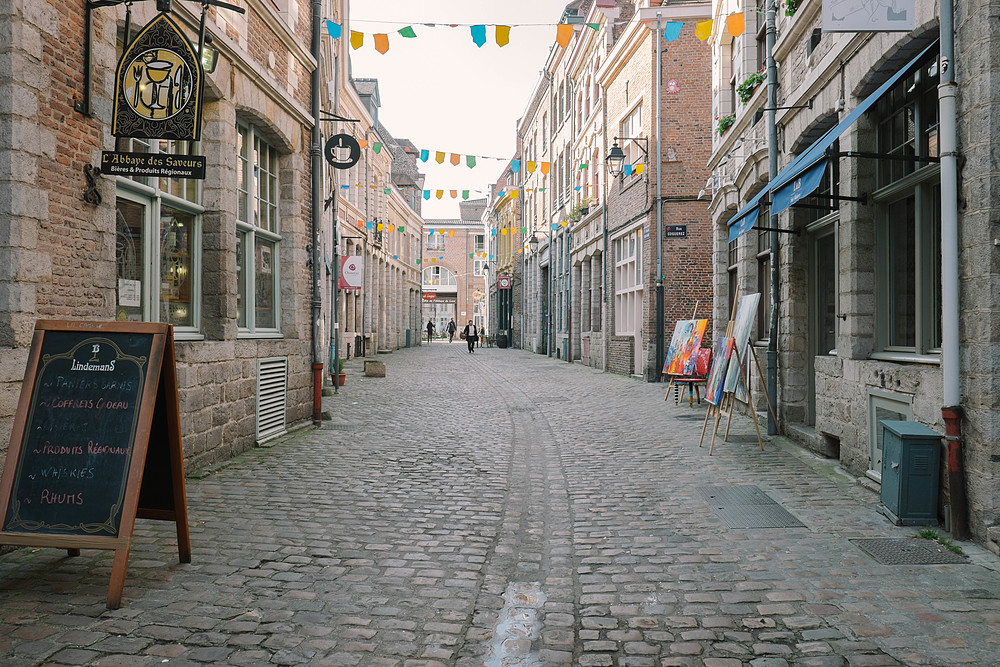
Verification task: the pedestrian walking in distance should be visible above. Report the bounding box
[426,319,435,343]
[463,320,478,353]
[447,318,457,343]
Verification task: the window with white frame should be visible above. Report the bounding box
[475,259,486,276]
[236,123,281,333]
[620,104,643,181]
[427,233,445,250]
[474,234,485,253]
[873,53,941,355]
[422,266,457,286]
[614,230,642,335]
[115,138,202,332]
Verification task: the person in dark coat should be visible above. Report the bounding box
[447,319,457,343]
[462,320,478,353]
[426,319,435,343]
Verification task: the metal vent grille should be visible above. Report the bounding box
[851,538,968,565]
[256,357,287,443]
[697,485,806,529]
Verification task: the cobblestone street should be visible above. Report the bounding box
[2,343,1000,666]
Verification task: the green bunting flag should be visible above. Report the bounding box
[462,190,470,200]
[398,26,416,38]
[466,155,476,168]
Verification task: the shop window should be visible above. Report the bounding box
[873,51,941,356]
[614,230,642,335]
[115,139,202,333]
[237,123,281,333]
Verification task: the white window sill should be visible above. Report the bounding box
[869,351,941,365]
[237,331,285,340]
[174,331,205,343]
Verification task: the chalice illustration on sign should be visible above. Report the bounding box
[125,49,191,121]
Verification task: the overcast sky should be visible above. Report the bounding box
[348,0,574,220]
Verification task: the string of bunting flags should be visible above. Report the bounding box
[325,12,749,54]
[337,183,608,200]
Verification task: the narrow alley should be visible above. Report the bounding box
[1,343,999,667]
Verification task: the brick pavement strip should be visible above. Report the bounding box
[2,345,1000,666]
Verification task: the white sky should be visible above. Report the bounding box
[348,0,574,219]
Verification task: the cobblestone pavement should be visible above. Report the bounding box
[2,342,1000,667]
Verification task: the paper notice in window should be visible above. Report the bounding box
[118,279,141,307]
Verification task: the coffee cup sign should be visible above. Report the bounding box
[324,134,361,170]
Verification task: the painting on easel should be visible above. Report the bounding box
[723,293,760,401]
[704,337,735,405]
[663,319,708,375]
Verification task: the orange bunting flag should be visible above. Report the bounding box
[540,162,550,175]
[357,219,364,228]
[496,25,511,47]
[448,229,455,237]
[450,190,458,199]
[350,31,364,50]
[435,152,445,164]
[555,24,573,48]
[526,161,537,173]
[374,33,389,54]
[358,139,368,149]
[450,153,461,166]
[726,13,745,37]
[695,20,713,41]
[435,190,443,199]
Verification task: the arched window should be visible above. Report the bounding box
[422,266,458,287]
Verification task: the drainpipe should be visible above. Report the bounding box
[329,38,341,394]
[938,0,967,539]
[310,0,323,423]
[654,11,664,379]
[765,0,780,435]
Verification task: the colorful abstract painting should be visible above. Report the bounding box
[663,319,708,375]
[705,337,735,405]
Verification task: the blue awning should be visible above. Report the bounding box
[726,41,936,241]
[771,158,827,215]
[726,187,768,243]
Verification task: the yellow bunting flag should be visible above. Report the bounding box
[555,24,573,48]
[377,223,384,231]
[527,161,536,173]
[435,152,445,164]
[496,25,510,47]
[695,19,713,41]
[438,229,444,235]
[511,190,519,198]
[436,190,443,199]
[374,33,389,54]
[501,228,507,235]
[450,153,461,166]
[636,164,645,174]
[350,31,363,50]
[541,162,550,175]
[726,13,745,37]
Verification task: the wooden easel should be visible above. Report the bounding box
[720,344,780,445]
[699,290,738,451]
[663,302,699,403]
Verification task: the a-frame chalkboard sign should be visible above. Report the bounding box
[0,321,190,609]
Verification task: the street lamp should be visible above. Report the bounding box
[606,137,649,178]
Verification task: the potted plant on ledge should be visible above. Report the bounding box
[737,71,766,105]
[717,114,736,135]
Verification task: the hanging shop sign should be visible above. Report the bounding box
[422,293,438,301]
[112,13,205,141]
[498,275,513,290]
[339,256,363,291]
[325,134,362,170]
[100,151,206,179]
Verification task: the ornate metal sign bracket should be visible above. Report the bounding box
[76,0,244,118]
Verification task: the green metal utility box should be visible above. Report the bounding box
[877,420,942,526]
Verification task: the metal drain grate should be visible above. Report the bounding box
[323,423,364,431]
[697,485,806,529]
[851,539,968,565]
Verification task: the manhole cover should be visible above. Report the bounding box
[851,538,968,565]
[697,485,806,529]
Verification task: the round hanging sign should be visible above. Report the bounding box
[324,134,362,170]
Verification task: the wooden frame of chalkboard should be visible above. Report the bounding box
[0,320,190,609]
